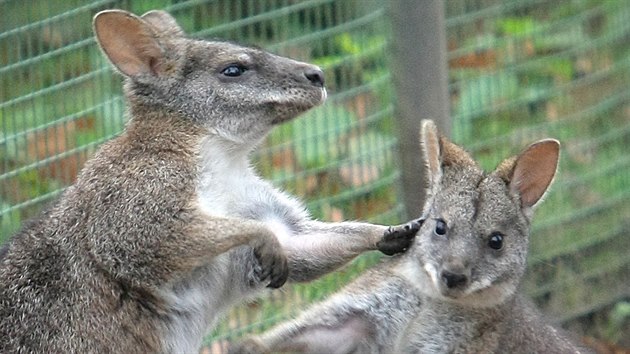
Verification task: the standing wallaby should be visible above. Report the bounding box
[231,120,592,354]
[0,9,417,354]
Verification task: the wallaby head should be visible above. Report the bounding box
[93,9,326,145]
[412,120,559,308]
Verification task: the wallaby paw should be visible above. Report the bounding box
[377,218,424,256]
[228,337,268,354]
[252,237,289,289]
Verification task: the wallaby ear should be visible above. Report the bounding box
[141,10,185,37]
[419,120,442,192]
[419,120,478,214]
[496,139,560,210]
[419,120,447,216]
[93,10,164,77]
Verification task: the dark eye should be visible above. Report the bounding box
[221,64,247,77]
[434,219,447,236]
[488,232,504,250]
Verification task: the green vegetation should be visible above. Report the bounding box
[1,0,628,348]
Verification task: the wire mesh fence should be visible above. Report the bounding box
[1,0,628,350]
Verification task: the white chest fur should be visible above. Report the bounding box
[159,255,232,353]
[160,136,306,352]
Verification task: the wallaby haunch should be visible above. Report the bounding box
[0,10,417,354]
[231,120,592,354]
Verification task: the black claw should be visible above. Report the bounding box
[267,268,288,288]
[267,278,282,289]
[378,218,425,256]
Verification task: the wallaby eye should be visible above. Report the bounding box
[488,232,504,250]
[221,64,247,77]
[434,219,447,236]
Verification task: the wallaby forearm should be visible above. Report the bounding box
[283,220,385,281]
[284,220,419,282]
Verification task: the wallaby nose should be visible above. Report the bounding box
[441,270,468,289]
[304,68,325,87]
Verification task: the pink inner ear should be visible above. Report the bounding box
[511,140,559,208]
[95,12,163,77]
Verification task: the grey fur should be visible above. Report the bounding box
[231,120,591,354]
[0,10,416,354]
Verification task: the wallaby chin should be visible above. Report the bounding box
[270,87,327,125]
[457,280,518,308]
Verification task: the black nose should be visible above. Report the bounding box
[305,68,325,87]
[441,270,468,289]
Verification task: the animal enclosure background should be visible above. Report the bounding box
[1,0,629,349]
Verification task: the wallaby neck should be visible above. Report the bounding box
[416,295,518,350]
[198,134,253,173]
[126,103,207,138]
[194,133,265,218]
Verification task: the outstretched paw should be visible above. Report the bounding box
[252,237,289,289]
[377,218,424,256]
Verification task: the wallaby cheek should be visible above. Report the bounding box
[416,242,442,285]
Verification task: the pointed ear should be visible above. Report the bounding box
[141,10,185,37]
[419,120,447,217]
[420,120,442,193]
[93,10,164,77]
[496,139,560,210]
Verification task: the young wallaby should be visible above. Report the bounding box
[231,120,592,354]
[0,9,417,354]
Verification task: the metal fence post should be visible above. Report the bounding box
[389,0,450,218]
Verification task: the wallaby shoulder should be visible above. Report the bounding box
[498,295,593,353]
[0,117,206,352]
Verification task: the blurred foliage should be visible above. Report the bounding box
[1,0,629,350]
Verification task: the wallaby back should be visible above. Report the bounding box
[231,120,590,354]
